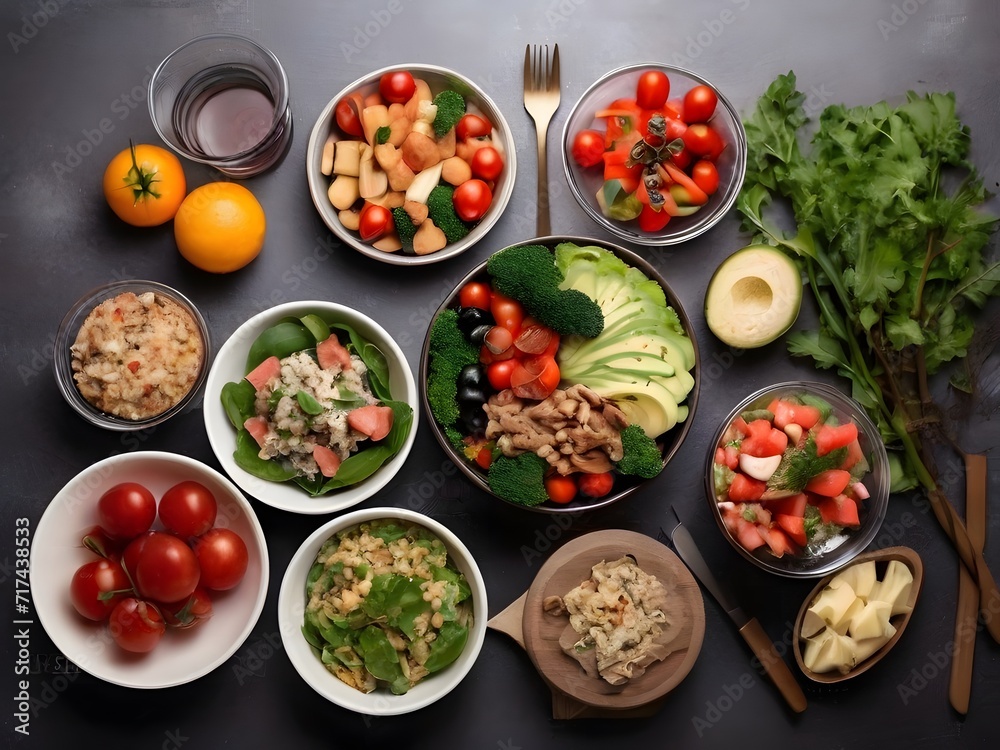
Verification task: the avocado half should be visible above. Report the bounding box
[704,245,802,349]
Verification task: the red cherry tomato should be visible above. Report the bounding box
[514,323,558,356]
[134,532,201,604]
[683,84,719,123]
[483,325,513,356]
[571,129,605,168]
[490,292,524,333]
[335,98,364,137]
[691,160,720,195]
[637,205,670,233]
[510,355,560,400]
[359,203,394,241]
[379,71,416,104]
[121,530,157,581]
[636,70,670,110]
[455,114,492,141]
[578,472,615,498]
[82,525,124,560]
[487,359,517,390]
[98,482,156,540]
[108,597,165,653]
[682,123,725,159]
[470,146,504,181]
[544,475,577,504]
[452,179,492,222]
[193,528,249,591]
[70,559,132,621]
[158,481,218,538]
[458,281,492,310]
[160,587,213,629]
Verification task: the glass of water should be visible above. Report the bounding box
[148,34,292,178]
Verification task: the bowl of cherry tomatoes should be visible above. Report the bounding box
[561,63,746,246]
[30,451,268,688]
[306,64,516,265]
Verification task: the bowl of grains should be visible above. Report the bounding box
[53,280,210,430]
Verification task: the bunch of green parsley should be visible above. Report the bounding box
[737,72,999,495]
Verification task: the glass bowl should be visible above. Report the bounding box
[705,381,890,578]
[53,280,211,431]
[420,236,700,513]
[561,63,746,246]
[306,64,516,266]
[277,507,487,714]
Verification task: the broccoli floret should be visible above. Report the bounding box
[392,206,417,250]
[487,452,549,507]
[426,185,471,243]
[615,424,664,479]
[427,309,479,435]
[486,244,604,338]
[432,90,466,137]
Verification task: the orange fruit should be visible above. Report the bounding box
[173,182,266,273]
[103,143,186,227]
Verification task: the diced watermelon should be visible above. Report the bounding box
[805,469,852,497]
[840,438,865,470]
[735,518,766,552]
[317,334,352,371]
[775,514,807,546]
[715,447,728,466]
[817,495,861,527]
[313,445,342,478]
[741,421,788,458]
[245,356,281,391]
[723,445,739,470]
[347,405,394,441]
[764,492,807,518]
[728,473,766,502]
[756,524,795,558]
[720,504,741,534]
[815,422,859,457]
[731,416,749,436]
[243,416,269,448]
[768,399,821,430]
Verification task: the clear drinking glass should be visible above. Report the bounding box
[148,33,292,178]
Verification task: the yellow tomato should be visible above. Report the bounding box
[102,143,186,227]
[173,182,266,273]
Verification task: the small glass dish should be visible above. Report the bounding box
[53,280,211,431]
[705,381,890,578]
[561,62,746,246]
[305,64,516,266]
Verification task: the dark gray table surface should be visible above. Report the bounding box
[2,1,998,747]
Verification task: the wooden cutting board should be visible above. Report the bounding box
[488,529,705,719]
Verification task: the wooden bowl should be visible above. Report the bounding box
[792,546,923,683]
[491,529,705,713]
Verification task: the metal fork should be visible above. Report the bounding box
[523,43,560,237]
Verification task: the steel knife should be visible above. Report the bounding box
[668,508,807,713]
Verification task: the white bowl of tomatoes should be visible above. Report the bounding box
[30,451,268,688]
[306,64,516,265]
[706,382,890,578]
[562,63,746,245]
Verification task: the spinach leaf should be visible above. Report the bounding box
[333,322,392,401]
[299,314,330,343]
[246,321,313,371]
[424,621,469,673]
[357,626,407,693]
[233,429,298,481]
[221,379,256,430]
[295,390,324,415]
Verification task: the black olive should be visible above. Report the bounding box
[459,402,488,434]
[456,306,495,339]
[457,385,487,404]
[469,324,493,346]
[457,364,486,390]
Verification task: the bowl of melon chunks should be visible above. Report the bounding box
[307,64,516,265]
[707,381,890,578]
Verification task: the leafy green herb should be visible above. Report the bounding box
[738,72,999,497]
[374,125,391,145]
[295,390,324,416]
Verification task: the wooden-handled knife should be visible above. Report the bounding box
[668,508,807,713]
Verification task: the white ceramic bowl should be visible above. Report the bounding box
[30,451,268,689]
[277,507,487,714]
[203,301,418,514]
[306,63,516,265]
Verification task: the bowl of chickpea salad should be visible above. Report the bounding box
[277,507,487,714]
